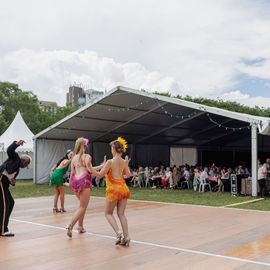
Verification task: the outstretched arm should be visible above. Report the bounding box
[70,159,75,180]
[91,160,112,179]
[123,156,132,178]
[7,140,24,159]
[93,156,107,170]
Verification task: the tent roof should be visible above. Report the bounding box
[34,86,270,146]
[0,111,34,152]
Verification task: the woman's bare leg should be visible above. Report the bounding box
[59,186,65,209]
[105,200,120,234]
[69,188,91,228]
[53,186,60,209]
[78,194,90,228]
[117,199,129,238]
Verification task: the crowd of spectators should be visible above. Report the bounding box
[90,158,270,196]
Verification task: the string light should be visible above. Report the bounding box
[97,98,199,119]
[206,113,251,131]
[96,99,153,112]
[95,98,252,132]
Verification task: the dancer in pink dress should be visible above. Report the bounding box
[66,137,105,238]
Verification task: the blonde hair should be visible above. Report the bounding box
[73,137,85,165]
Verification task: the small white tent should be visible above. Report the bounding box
[0,111,34,179]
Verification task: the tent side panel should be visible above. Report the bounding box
[170,147,197,167]
[92,142,135,166]
[135,144,170,167]
[92,142,110,166]
[36,139,75,184]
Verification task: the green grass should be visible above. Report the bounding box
[10,180,270,211]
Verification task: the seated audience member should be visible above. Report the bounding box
[164,167,173,188]
[144,166,151,187]
[219,168,229,192]
[193,167,201,191]
[181,166,190,189]
[172,166,180,188]
[208,165,219,191]
[131,169,139,187]
[236,165,245,175]
[137,166,145,188]
[151,167,162,188]
[200,167,209,183]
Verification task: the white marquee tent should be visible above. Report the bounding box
[33,86,270,196]
[0,111,34,179]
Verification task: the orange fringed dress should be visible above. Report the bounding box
[106,169,131,201]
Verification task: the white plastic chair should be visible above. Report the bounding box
[181,178,190,189]
[199,179,212,192]
[193,177,200,191]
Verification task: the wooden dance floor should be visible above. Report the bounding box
[1,195,270,270]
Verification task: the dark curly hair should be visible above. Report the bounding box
[110,140,124,154]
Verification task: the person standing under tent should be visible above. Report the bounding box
[258,163,268,197]
[91,137,132,246]
[66,138,105,238]
[50,149,73,213]
[0,140,31,237]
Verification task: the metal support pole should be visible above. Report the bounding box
[33,139,37,184]
[251,124,258,197]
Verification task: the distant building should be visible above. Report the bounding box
[39,101,58,114]
[85,89,104,103]
[66,84,104,106]
[66,84,85,106]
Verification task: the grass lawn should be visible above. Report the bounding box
[11,180,270,211]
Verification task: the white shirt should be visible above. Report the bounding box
[258,165,267,180]
[200,171,209,182]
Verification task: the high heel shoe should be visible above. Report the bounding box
[66,224,73,238]
[60,208,67,213]
[77,226,86,234]
[53,208,60,213]
[120,236,130,247]
[115,232,123,245]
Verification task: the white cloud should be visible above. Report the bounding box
[0,49,185,105]
[220,90,270,108]
[1,0,270,106]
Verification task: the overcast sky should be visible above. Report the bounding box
[1,0,270,107]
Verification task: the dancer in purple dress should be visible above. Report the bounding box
[66,137,104,238]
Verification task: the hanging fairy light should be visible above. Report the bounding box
[206,113,251,131]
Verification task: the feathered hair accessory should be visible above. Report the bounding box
[116,136,128,153]
[83,138,89,147]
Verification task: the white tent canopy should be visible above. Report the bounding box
[0,111,34,179]
[33,86,270,196]
[0,111,34,151]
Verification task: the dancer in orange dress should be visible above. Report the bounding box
[91,137,132,246]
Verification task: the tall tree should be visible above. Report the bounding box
[0,82,78,135]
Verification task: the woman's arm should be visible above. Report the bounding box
[93,156,107,170]
[123,156,132,178]
[91,160,112,179]
[70,159,75,180]
[50,164,57,174]
[58,159,70,168]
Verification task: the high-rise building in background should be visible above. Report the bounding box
[66,83,104,106]
[66,84,85,106]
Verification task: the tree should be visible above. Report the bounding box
[152,91,270,117]
[0,82,78,135]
